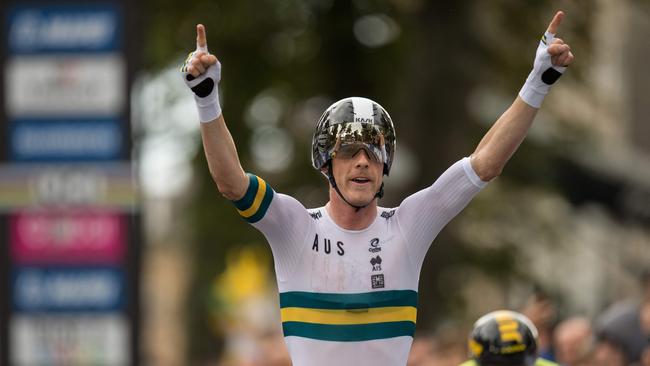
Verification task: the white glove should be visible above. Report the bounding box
[519,31,567,108]
[181,43,222,122]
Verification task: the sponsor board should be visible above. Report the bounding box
[10,211,125,264]
[0,162,136,211]
[13,267,125,312]
[10,118,123,161]
[10,314,128,365]
[5,55,126,118]
[7,4,121,54]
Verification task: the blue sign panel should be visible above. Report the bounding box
[10,118,123,161]
[12,267,125,312]
[7,4,121,54]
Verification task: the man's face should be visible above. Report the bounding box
[330,145,384,206]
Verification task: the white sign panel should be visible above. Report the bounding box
[5,55,125,117]
[11,314,128,365]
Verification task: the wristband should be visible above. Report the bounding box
[519,31,567,108]
[181,50,222,122]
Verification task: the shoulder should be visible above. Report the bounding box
[536,359,561,366]
[233,173,311,224]
[378,207,396,221]
[307,207,325,221]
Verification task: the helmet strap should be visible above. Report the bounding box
[326,161,384,212]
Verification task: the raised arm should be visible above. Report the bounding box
[182,24,248,200]
[471,11,574,181]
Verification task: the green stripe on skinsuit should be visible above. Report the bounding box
[279,290,418,310]
[282,321,416,342]
[232,173,259,211]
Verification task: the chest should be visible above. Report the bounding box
[296,225,414,293]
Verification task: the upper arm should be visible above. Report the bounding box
[231,174,313,280]
[395,158,486,269]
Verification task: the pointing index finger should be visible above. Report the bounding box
[546,11,565,35]
[196,24,208,51]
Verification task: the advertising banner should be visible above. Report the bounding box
[10,211,125,264]
[10,314,128,365]
[10,118,123,161]
[5,55,126,118]
[2,1,137,364]
[7,4,121,54]
[0,163,136,211]
[12,267,125,313]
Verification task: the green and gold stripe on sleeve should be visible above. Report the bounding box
[232,173,275,223]
[279,290,418,342]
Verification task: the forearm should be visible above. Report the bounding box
[181,25,248,200]
[471,11,573,181]
[201,114,248,200]
[471,96,537,181]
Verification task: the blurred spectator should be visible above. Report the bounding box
[429,326,467,366]
[641,340,650,366]
[553,316,594,366]
[461,310,560,366]
[254,331,292,366]
[408,334,436,366]
[591,338,627,366]
[642,291,650,335]
[408,327,467,366]
[594,271,650,364]
[521,290,558,361]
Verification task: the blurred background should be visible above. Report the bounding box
[1,0,649,365]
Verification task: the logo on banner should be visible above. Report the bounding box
[8,4,121,53]
[10,212,125,264]
[13,267,124,312]
[10,119,123,161]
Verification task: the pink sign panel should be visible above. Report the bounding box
[10,211,125,264]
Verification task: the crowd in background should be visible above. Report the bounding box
[408,272,650,366]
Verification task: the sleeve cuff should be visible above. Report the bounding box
[232,173,275,223]
[197,102,222,123]
[462,157,488,189]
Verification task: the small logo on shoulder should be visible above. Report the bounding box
[381,210,395,220]
[368,237,381,253]
[371,274,385,289]
[309,210,322,220]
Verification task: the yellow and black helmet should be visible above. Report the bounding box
[468,310,538,366]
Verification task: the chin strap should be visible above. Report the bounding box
[326,161,384,212]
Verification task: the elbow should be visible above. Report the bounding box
[476,166,502,182]
[213,172,248,201]
[471,155,503,182]
[214,180,240,201]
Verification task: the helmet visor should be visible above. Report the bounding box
[335,143,384,163]
[325,122,387,163]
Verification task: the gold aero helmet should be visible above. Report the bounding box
[311,97,396,176]
[469,310,539,366]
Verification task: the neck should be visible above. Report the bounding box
[326,188,377,230]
